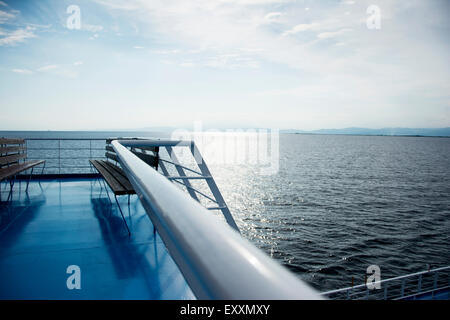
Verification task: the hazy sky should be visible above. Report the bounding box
[0,0,449,130]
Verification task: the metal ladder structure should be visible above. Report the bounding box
[124,139,240,233]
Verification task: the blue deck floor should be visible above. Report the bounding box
[0,178,195,300]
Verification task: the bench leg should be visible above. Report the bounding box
[35,162,46,188]
[100,179,112,205]
[95,175,131,236]
[26,167,34,192]
[7,176,15,202]
[127,194,132,219]
[98,178,115,219]
[114,195,131,236]
[0,180,6,202]
[98,177,103,196]
[40,162,46,182]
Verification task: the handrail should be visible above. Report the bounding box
[24,138,108,141]
[112,139,322,300]
[322,266,450,295]
[321,266,450,300]
[23,138,108,174]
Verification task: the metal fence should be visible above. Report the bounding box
[321,266,450,300]
[24,138,107,174]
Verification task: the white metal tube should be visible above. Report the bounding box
[112,140,321,300]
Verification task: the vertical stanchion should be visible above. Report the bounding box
[418,274,422,297]
[400,279,405,298]
[58,139,61,175]
[432,272,438,299]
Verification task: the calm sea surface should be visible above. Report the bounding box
[1,131,449,292]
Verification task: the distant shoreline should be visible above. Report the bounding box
[0,129,449,139]
[285,132,450,138]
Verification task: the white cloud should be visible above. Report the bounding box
[0,1,8,7]
[203,52,260,69]
[0,26,36,46]
[75,0,450,127]
[0,10,14,23]
[282,23,320,36]
[36,64,78,78]
[12,68,33,74]
[89,33,99,40]
[94,0,140,11]
[37,65,58,72]
[151,49,181,54]
[82,24,104,32]
[73,61,83,66]
[264,12,282,23]
[179,62,195,67]
[317,28,352,39]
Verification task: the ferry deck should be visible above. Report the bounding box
[0,137,448,300]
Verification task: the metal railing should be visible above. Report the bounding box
[24,138,107,174]
[321,266,450,300]
[112,139,322,299]
[137,139,239,232]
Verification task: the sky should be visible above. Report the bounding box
[0,0,449,131]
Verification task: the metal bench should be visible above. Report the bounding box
[90,138,159,234]
[0,138,45,200]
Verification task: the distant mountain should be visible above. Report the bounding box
[281,127,450,137]
[120,126,450,136]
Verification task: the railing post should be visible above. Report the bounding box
[58,139,61,174]
[321,266,450,300]
[400,279,405,298]
[16,138,114,174]
[448,271,450,292]
[432,272,438,299]
[418,274,422,295]
[166,146,200,202]
[189,142,240,232]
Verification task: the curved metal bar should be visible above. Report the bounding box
[112,139,321,300]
